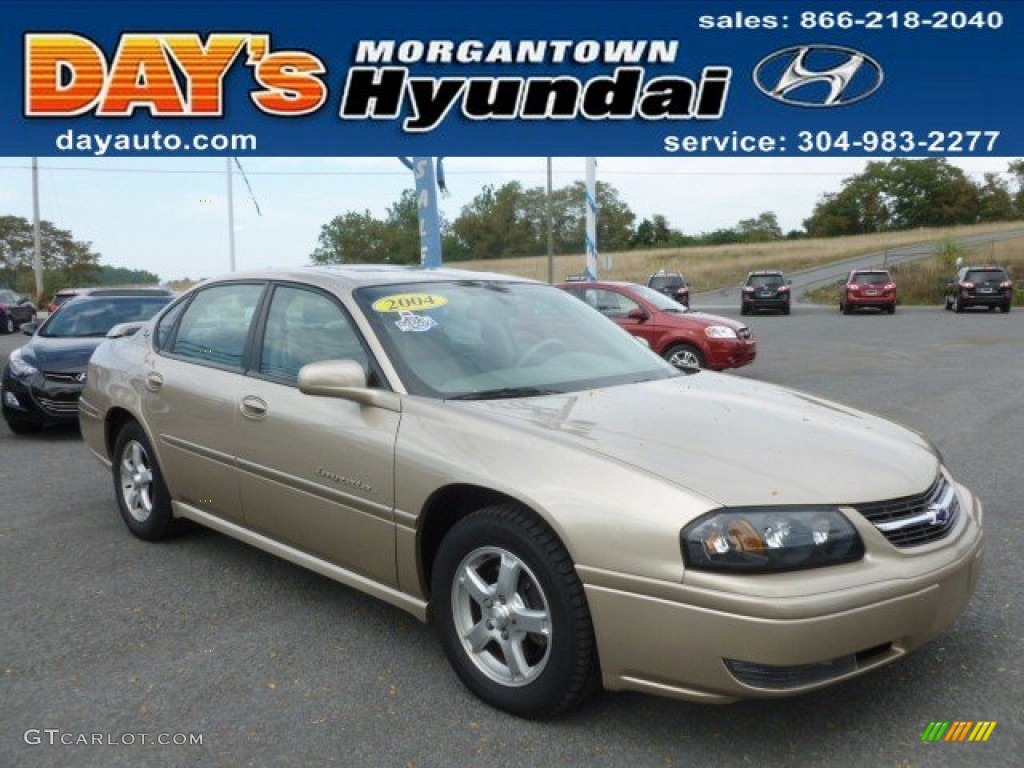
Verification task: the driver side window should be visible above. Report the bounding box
[259,285,370,384]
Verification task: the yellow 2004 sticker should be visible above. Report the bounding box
[371,293,449,313]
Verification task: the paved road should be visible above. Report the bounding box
[691,227,1024,310]
[2,309,1022,768]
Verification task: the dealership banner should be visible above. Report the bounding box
[0,0,1020,156]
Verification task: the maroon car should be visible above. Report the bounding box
[841,269,896,314]
[559,280,755,370]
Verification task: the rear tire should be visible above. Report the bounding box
[112,422,178,541]
[432,504,598,718]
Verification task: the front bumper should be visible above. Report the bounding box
[705,339,757,370]
[581,487,984,703]
[1,369,84,427]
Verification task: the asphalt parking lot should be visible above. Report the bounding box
[2,303,1022,768]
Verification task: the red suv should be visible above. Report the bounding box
[841,269,896,314]
[558,280,755,370]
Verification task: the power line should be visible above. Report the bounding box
[0,162,1016,178]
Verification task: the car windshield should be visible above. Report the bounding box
[355,280,678,399]
[631,284,689,312]
[0,290,21,303]
[748,275,783,288]
[964,270,1007,283]
[40,297,171,338]
[853,272,891,285]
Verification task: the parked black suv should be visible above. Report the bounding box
[646,271,690,307]
[945,266,1013,313]
[741,270,791,315]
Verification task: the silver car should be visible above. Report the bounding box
[80,266,984,717]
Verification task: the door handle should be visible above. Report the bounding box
[144,372,164,392]
[240,395,268,420]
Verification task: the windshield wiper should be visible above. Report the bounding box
[448,386,564,401]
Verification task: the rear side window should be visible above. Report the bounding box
[171,283,265,368]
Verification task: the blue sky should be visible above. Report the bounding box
[0,156,1014,283]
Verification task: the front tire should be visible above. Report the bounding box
[664,343,705,370]
[1,315,13,334]
[432,504,597,718]
[1001,302,1011,314]
[112,422,177,541]
[954,297,964,313]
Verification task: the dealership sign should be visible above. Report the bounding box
[1,1,1021,156]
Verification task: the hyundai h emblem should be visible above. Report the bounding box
[927,502,951,527]
[753,45,884,108]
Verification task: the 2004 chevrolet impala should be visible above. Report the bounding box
[80,266,983,717]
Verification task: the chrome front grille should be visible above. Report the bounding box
[853,475,959,548]
[36,395,81,415]
[43,370,86,384]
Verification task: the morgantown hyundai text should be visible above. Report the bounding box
[79,267,983,717]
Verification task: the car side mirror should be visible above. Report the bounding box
[106,321,147,339]
[298,359,400,412]
[627,308,649,321]
[786,279,793,285]
[20,322,38,335]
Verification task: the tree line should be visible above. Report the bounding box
[804,158,1024,236]
[3,159,1023,296]
[311,181,793,266]
[312,159,1024,265]
[0,214,157,299]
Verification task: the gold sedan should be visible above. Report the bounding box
[80,266,983,717]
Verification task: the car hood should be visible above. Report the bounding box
[457,373,938,507]
[659,309,746,331]
[21,336,102,372]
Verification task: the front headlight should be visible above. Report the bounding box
[681,507,864,573]
[704,325,738,339]
[7,348,40,378]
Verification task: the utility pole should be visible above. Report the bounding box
[226,157,236,272]
[31,157,43,299]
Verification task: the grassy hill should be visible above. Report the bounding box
[454,220,1024,292]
